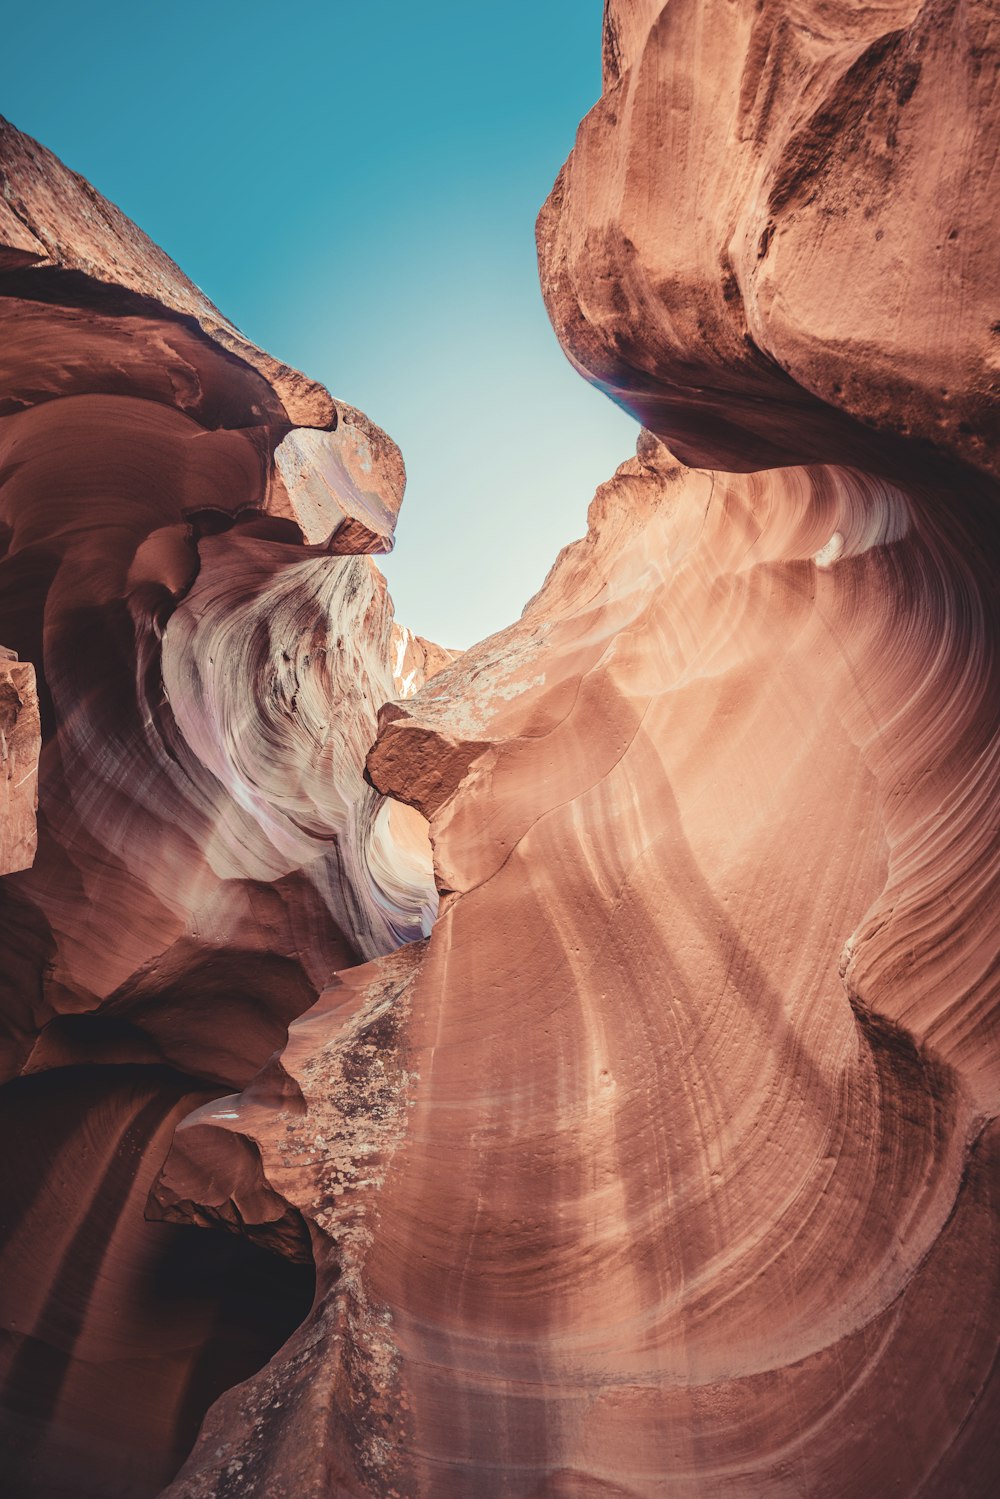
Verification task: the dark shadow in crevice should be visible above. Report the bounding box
[0,1062,315,1499]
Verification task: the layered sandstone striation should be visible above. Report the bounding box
[0,116,437,1496]
[159,440,1000,1499]
[155,2,999,1496]
[2,0,999,1495]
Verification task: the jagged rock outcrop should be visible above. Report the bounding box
[2,1,999,1495]
[0,116,438,1496]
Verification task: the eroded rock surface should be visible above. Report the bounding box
[153,3,998,1496]
[2,0,999,1494]
[159,436,1000,1499]
[0,646,38,874]
[539,0,1000,481]
[0,114,438,1496]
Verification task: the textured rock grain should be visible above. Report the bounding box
[0,116,437,1496]
[168,436,999,1498]
[2,1,999,1494]
[159,3,999,1495]
[539,0,1000,480]
[0,647,38,873]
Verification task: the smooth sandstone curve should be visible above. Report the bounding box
[0,115,438,1497]
[157,2,998,1494]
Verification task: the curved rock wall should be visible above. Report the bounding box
[1,0,998,1493]
[151,3,998,1496]
[0,116,437,1496]
[159,438,1000,1499]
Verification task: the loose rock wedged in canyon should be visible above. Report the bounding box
[2,0,1000,1495]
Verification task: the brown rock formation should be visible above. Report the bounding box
[0,646,38,874]
[539,0,1000,481]
[157,438,1000,1499]
[2,1,999,1495]
[0,1065,314,1498]
[0,115,437,1495]
[0,117,335,427]
[152,3,998,1496]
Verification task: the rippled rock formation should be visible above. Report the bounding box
[0,116,436,1496]
[153,3,998,1496]
[158,441,1000,1499]
[2,0,999,1494]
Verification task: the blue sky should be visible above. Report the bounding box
[5,1,638,647]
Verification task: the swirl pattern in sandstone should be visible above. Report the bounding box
[0,116,437,1495]
[2,0,999,1492]
[157,438,1000,1499]
[153,2,999,1496]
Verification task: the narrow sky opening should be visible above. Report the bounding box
[4,0,639,649]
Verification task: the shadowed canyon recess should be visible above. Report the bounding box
[0,1,999,1495]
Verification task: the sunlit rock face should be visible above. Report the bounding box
[539,0,999,481]
[3,0,1000,1492]
[154,4,998,1498]
[0,115,436,1496]
[158,442,1000,1499]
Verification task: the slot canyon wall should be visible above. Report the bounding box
[0,113,439,1496]
[1,0,998,1496]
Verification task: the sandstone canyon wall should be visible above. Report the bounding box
[1,1,999,1496]
[0,115,437,1496]
[0,645,38,876]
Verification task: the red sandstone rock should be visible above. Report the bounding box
[388,621,460,700]
[0,115,335,428]
[155,4,998,1496]
[272,414,406,553]
[0,116,436,1495]
[0,1064,313,1498]
[160,435,1000,1499]
[0,647,38,874]
[539,0,1000,481]
[3,1,1000,1494]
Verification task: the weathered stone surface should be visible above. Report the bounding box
[0,116,439,1497]
[272,414,406,553]
[0,1064,314,1499]
[0,114,336,429]
[156,3,999,1496]
[539,0,1000,481]
[152,943,425,1499]
[0,647,38,874]
[388,621,459,700]
[162,434,1000,1499]
[3,1,1000,1495]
